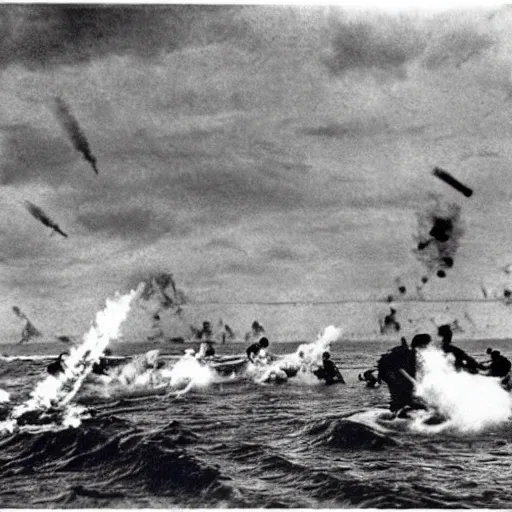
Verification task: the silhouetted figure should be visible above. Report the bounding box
[484,348,511,389]
[92,349,113,376]
[439,325,482,374]
[377,334,431,415]
[199,321,212,340]
[47,352,69,377]
[197,341,215,359]
[314,352,345,385]
[224,324,235,341]
[246,337,269,363]
[359,369,380,388]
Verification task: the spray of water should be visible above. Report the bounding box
[412,347,512,434]
[0,390,10,403]
[11,288,139,421]
[247,325,343,384]
[162,351,216,396]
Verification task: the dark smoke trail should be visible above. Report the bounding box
[54,97,99,175]
[139,272,187,308]
[12,306,42,344]
[413,195,464,278]
[244,320,265,342]
[12,306,27,322]
[24,200,68,238]
[432,167,473,198]
[379,307,401,335]
[19,321,42,344]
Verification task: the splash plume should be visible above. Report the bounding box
[11,287,140,420]
[294,325,343,368]
[54,97,99,175]
[165,351,216,397]
[413,347,511,433]
[24,201,68,238]
[249,325,343,385]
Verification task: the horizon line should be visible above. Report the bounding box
[185,299,507,305]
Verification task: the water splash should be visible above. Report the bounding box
[248,325,343,384]
[0,389,10,403]
[10,287,139,422]
[162,351,216,396]
[412,347,512,433]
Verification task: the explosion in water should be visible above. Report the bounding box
[248,325,343,385]
[11,287,139,421]
[414,195,464,279]
[413,347,511,434]
[155,350,216,397]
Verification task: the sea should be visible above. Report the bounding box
[0,338,511,509]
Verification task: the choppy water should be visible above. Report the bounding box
[0,339,511,508]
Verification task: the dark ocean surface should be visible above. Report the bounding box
[0,339,511,508]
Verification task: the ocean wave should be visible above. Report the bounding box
[0,415,238,506]
[303,413,398,450]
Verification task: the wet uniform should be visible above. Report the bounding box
[47,359,65,377]
[204,342,215,357]
[442,345,481,374]
[92,358,110,376]
[360,369,379,388]
[246,343,262,361]
[489,352,512,378]
[315,358,345,385]
[377,343,419,413]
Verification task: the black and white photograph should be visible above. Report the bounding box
[1,1,512,508]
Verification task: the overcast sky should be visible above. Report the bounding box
[3,4,512,342]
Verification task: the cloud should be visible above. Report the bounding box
[204,237,248,255]
[299,119,390,138]
[0,123,73,186]
[0,5,182,69]
[422,27,494,69]
[324,13,425,75]
[263,247,296,261]
[0,5,259,71]
[322,9,500,80]
[75,207,155,239]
